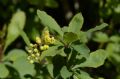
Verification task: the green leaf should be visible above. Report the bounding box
[63,32,78,44]
[4,10,26,52]
[72,44,90,58]
[13,56,36,78]
[73,70,93,79]
[37,10,63,37]
[4,49,27,62]
[60,66,72,79]
[93,32,109,43]
[87,23,108,33]
[0,64,9,78]
[109,35,120,43]
[47,64,54,78]
[73,49,107,68]
[106,43,120,63]
[40,45,63,61]
[68,13,84,34]
[78,31,88,43]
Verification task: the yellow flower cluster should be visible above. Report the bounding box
[40,45,49,50]
[44,30,55,44]
[26,30,55,64]
[27,44,40,63]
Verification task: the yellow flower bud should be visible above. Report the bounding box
[36,53,40,56]
[51,37,55,44]
[27,56,31,60]
[31,54,35,57]
[29,60,34,64]
[30,43,34,47]
[40,46,44,50]
[44,30,50,36]
[36,37,41,44]
[35,57,38,60]
[33,44,37,47]
[44,45,49,50]
[28,49,32,53]
[40,45,49,50]
[44,36,51,44]
[34,48,38,52]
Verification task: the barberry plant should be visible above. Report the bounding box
[25,10,108,79]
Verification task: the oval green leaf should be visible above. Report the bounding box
[68,13,84,34]
[73,49,107,69]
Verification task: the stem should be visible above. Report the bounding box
[98,43,104,49]
[109,19,113,30]
[67,50,72,63]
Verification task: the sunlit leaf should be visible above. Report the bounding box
[13,56,36,78]
[60,66,72,79]
[87,23,108,33]
[73,49,107,68]
[68,13,84,34]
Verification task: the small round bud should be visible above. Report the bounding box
[40,46,44,50]
[44,30,50,36]
[33,44,37,47]
[36,37,41,44]
[29,60,34,64]
[44,45,49,50]
[44,36,51,44]
[34,48,38,52]
[28,49,32,53]
[30,43,34,47]
[31,54,35,57]
[51,37,55,44]
[36,53,40,56]
[35,57,38,60]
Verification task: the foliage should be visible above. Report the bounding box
[0,0,120,79]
